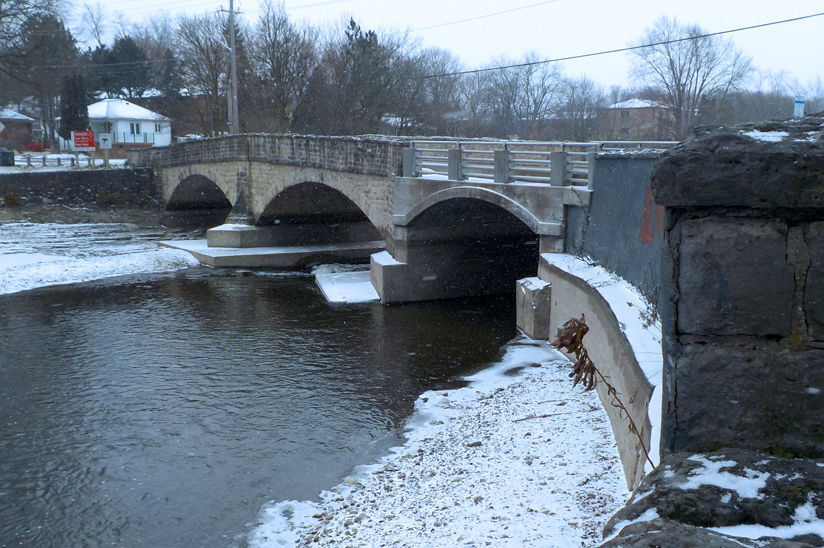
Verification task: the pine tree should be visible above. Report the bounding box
[58,74,89,141]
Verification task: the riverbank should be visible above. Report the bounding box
[0,203,165,225]
[245,338,630,548]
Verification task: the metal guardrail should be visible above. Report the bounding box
[405,140,676,187]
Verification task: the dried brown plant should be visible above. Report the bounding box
[551,314,654,470]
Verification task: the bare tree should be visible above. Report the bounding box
[484,52,564,138]
[250,0,318,131]
[177,12,229,136]
[78,2,107,47]
[558,76,606,141]
[630,15,751,138]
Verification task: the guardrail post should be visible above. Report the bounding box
[402,146,417,177]
[551,151,568,186]
[494,149,510,183]
[587,150,596,190]
[448,148,465,181]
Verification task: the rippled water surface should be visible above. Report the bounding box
[0,242,516,547]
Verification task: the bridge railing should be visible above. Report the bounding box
[404,140,675,187]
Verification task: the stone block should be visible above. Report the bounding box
[515,277,551,340]
[651,116,824,209]
[805,222,824,340]
[677,217,794,337]
[667,340,824,456]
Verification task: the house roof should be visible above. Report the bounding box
[605,99,669,110]
[0,108,34,122]
[87,99,170,121]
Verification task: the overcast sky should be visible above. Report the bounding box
[93,0,823,92]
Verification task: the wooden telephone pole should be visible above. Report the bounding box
[227,0,240,134]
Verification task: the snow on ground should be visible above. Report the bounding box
[0,153,128,173]
[246,338,630,548]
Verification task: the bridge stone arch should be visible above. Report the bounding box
[248,164,393,238]
[163,171,235,227]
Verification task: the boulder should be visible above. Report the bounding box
[600,449,824,548]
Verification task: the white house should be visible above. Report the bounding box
[88,98,171,149]
[58,98,172,156]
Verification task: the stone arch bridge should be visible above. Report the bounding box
[130,134,595,303]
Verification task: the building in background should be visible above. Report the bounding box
[598,99,674,141]
[0,108,36,150]
[58,99,172,157]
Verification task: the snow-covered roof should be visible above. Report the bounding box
[87,99,170,122]
[605,99,669,110]
[0,108,34,122]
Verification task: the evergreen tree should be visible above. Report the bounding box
[58,74,89,141]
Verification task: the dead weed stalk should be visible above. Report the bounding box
[551,314,654,470]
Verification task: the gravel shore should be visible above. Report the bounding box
[247,337,630,548]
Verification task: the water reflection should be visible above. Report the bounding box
[0,270,514,547]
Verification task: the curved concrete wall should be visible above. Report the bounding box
[518,254,661,490]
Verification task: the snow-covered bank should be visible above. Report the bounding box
[0,222,200,295]
[246,338,630,548]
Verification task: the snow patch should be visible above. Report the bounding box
[742,130,789,142]
[710,495,824,540]
[679,456,770,499]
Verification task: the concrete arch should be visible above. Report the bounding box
[394,186,545,235]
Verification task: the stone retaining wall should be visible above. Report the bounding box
[1,168,158,209]
[652,116,824,458]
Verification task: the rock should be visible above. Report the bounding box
[600,450,824,547]
[651,115,824,209]
[600,518,818,548]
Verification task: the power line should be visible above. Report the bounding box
[16,10,824,81]
[406,11,824,82]
[401,0,564,34]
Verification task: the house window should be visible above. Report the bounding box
[155,123,161,133]
[621,111,630,118]
[102,122,112,132]
[130,122,140,135]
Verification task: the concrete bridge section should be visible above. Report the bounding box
[130,134,616,303]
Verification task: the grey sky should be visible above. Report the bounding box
[97,0,823,90]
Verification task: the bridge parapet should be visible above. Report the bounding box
[129,134,407,177]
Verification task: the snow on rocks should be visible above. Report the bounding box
[246,337,630,548]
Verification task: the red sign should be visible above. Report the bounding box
[72,130,95,151]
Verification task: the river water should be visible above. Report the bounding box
[0,223,517,547]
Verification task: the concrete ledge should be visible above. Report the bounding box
[538,253,662,490]
[159,239,384,268]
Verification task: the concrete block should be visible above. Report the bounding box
[677,217,794,336]
[515,277,551,340]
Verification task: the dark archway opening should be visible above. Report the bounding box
[400,198,540,297]
[164,175,232,229]
[256,182,382,245]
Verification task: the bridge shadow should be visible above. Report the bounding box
[163,175,233,229]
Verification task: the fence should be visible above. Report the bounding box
[404,140,675,187]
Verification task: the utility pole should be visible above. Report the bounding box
[227,0,240,134]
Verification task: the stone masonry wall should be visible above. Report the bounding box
[129,134,407,177]
[1,167,158,208]
[651,115,824,458]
